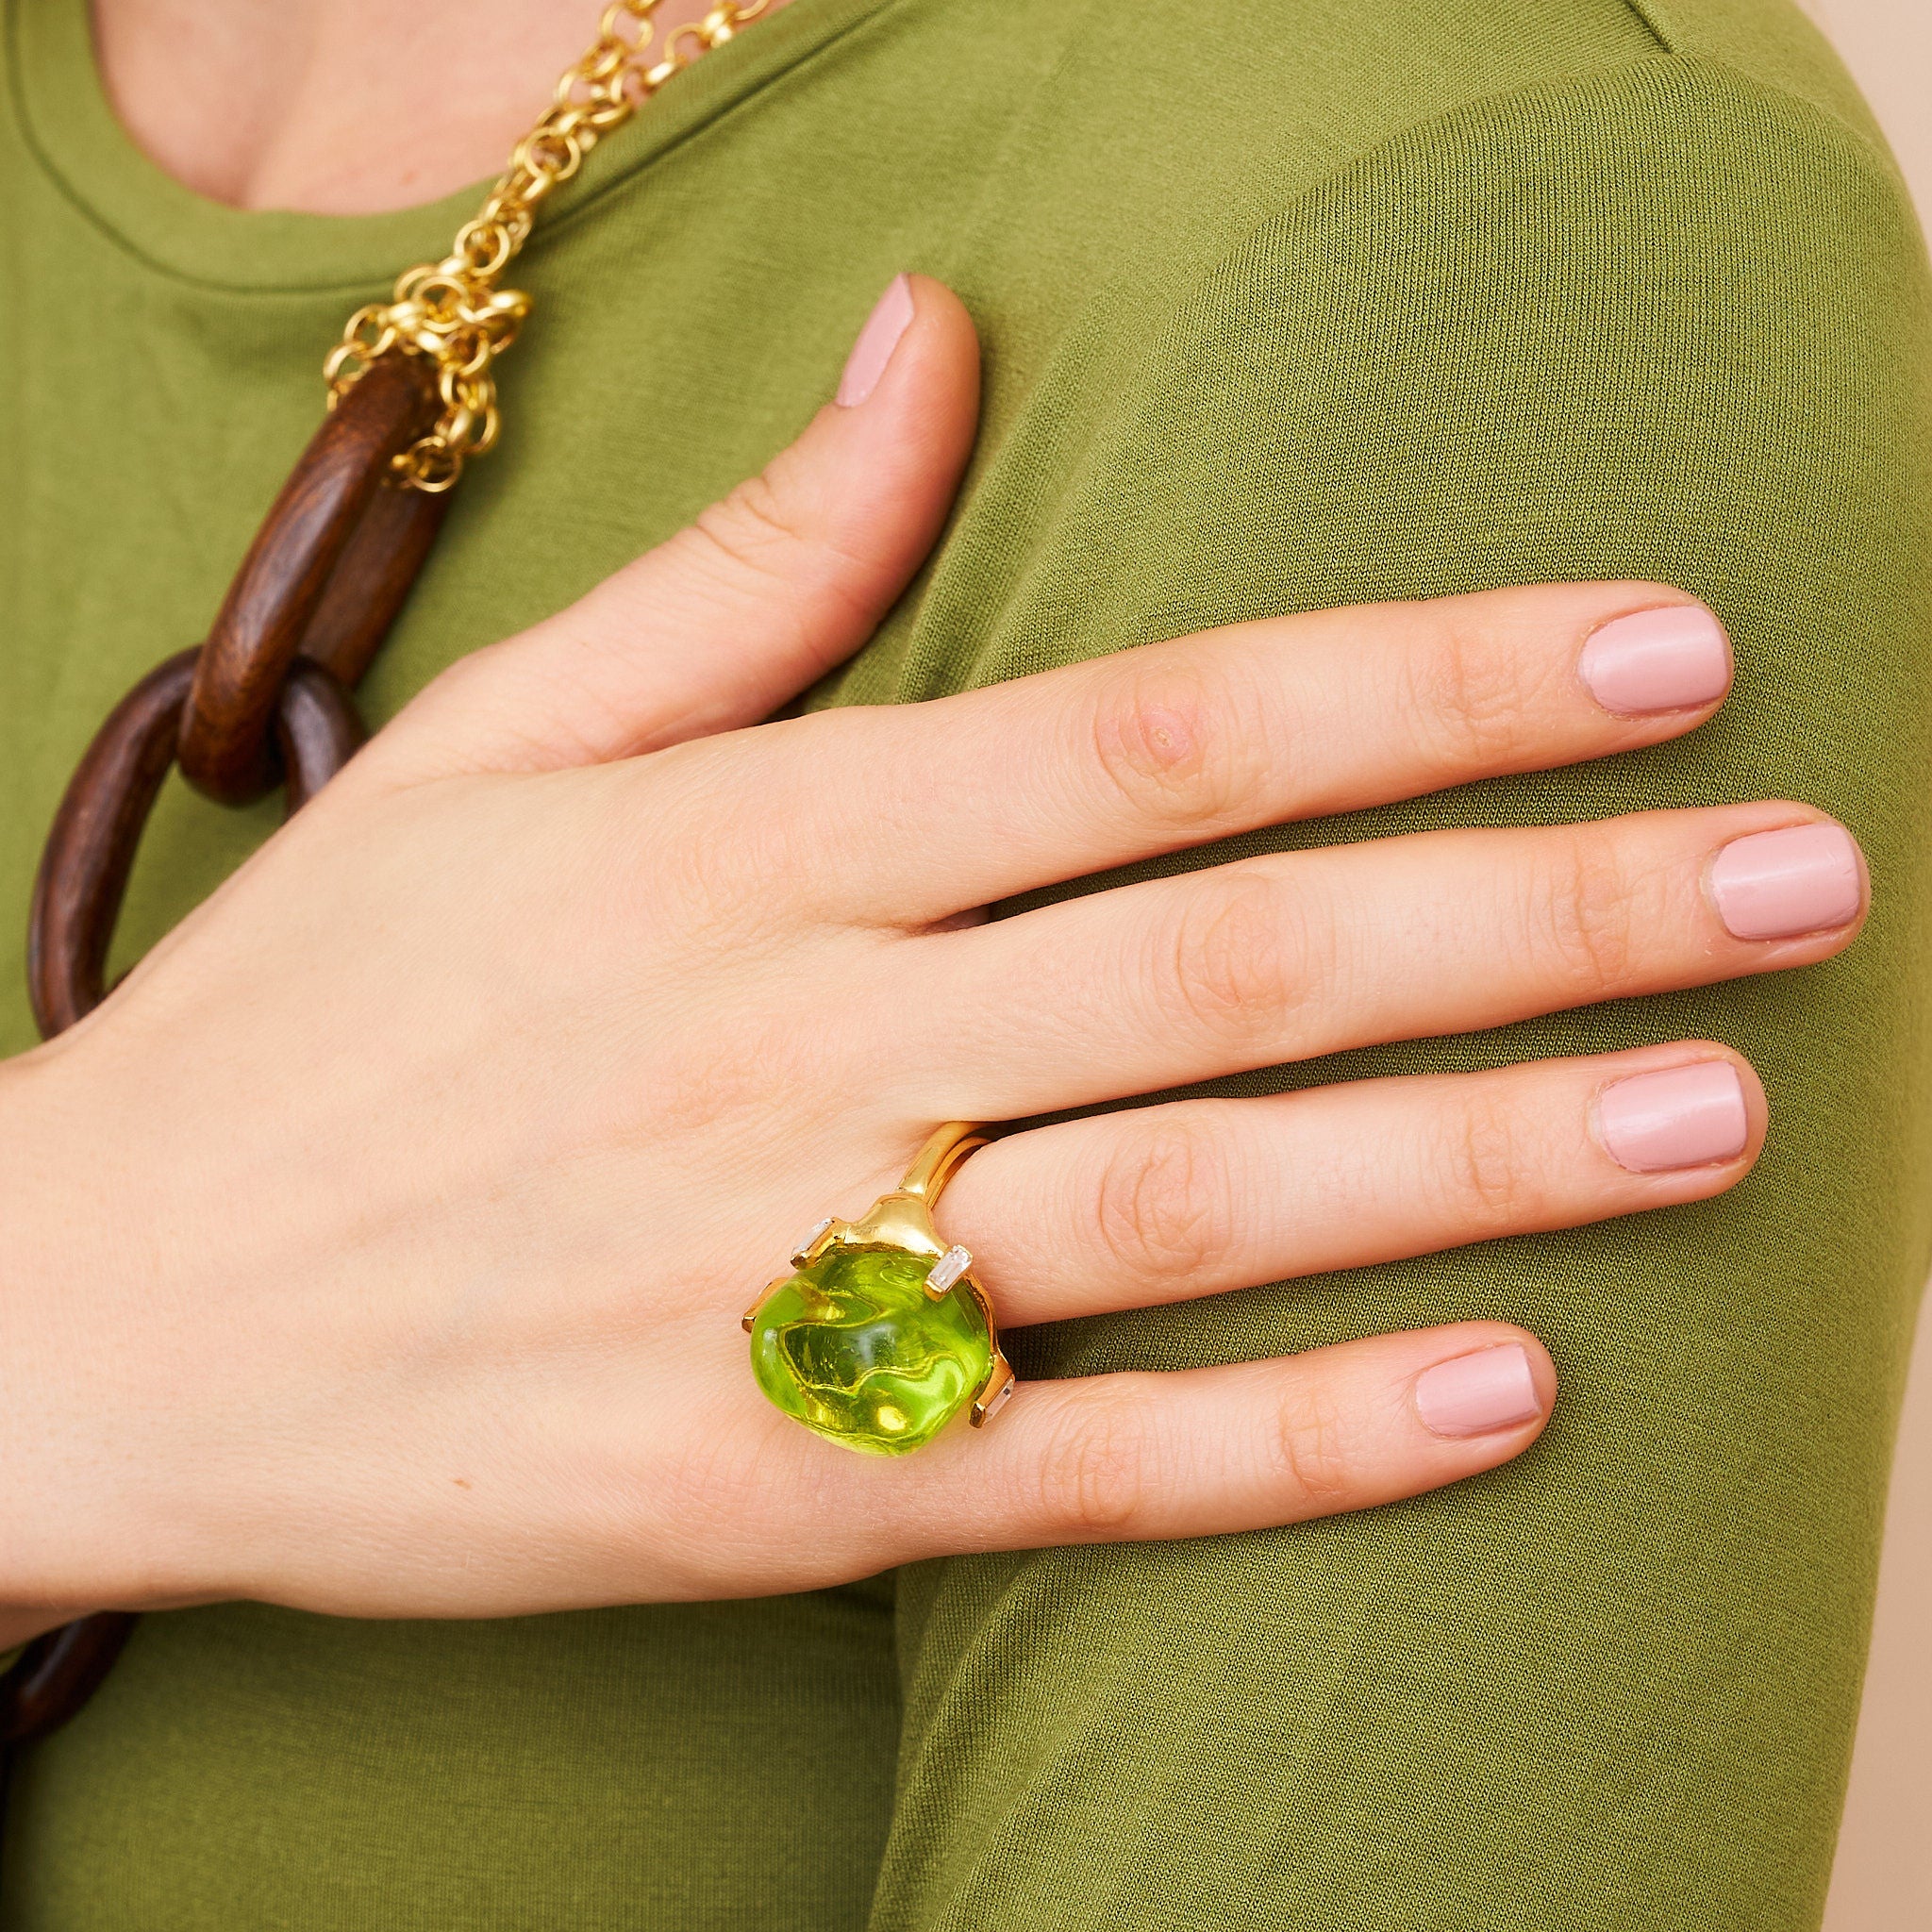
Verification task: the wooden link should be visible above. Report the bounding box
[178,355,441,806]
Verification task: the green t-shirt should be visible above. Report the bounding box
[4,0,1929,1926]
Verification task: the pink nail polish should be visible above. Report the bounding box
[1414,1345,1541,1440]
[1577,607,1731,715]
[1708,823,1863,940]
[836,275,915,407]
[1598,1061,1748,1172]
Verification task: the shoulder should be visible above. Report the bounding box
[951,0,1918,301]
[1623,0,1890,141]
[869,3,1930,700]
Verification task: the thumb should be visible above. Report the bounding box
[368,274,979,782]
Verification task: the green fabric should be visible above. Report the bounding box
[3,0,1928,1925]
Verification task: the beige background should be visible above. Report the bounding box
[1794,7,1932,1925]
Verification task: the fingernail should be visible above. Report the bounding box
[1598,1061,1748,1172]
[836,275,915,408]
[1709,823,1863,940]
[1577,606,1731,714]
[1415,1345,1541,1440]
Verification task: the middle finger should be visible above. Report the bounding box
[917,803,1865,1118]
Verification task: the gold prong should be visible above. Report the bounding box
[970,1356,1015,1427]
[788,1215,837,1268]
[741,1275,791,1333]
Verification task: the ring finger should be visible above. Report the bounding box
[936,1042,1765,1324]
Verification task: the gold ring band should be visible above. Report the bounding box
[743,1123,1015,1454]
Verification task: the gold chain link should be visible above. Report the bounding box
[322,0,770,492]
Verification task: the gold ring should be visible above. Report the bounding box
[743,1123,1015,1454]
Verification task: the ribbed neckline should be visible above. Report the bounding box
[8,0,896,293]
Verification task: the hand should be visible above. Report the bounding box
[0,277,1865,1630]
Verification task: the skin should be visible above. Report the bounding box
[91,0,801,213]
[0,11,1866,1645]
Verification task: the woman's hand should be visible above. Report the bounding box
[0,277,1865,1629]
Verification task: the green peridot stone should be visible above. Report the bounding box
[749,1247,992,1455]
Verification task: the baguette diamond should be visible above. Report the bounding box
[789,1216,835,1267]
[977,1375,1017,1423]
[924,1244,972,1299]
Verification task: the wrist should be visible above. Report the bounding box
[0,1036,202,1618]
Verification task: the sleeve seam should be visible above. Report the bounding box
[1224,47,1911,298]
[1613,0,1675,55]
[1608,2,1902,175]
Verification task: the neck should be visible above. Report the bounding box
[91,0,789,215]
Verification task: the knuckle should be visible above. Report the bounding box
[691,466,874,616]
[1159,869,1311,1050]
[1271,1379,1358,1516]
[1439,1091,1539,1233]
[636,717,866,933]
[1091,1119,1238,1288]
[1529,834,1641,993]
[1088,655,1265,830]
[698,471,807,579]
[1408,608,1536,775]
[1033,1386,1155,1536]
[608,746,774,931]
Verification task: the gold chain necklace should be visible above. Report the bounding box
[4,0,771,1767]
[326,0,770,493]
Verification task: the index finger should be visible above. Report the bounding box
[741,582,1730,923]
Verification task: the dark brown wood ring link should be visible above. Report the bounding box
[178,352,445,807]
[26,652,364,1041]
[0,1616,138,1749]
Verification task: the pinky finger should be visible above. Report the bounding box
[914,1322,1556,1554]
